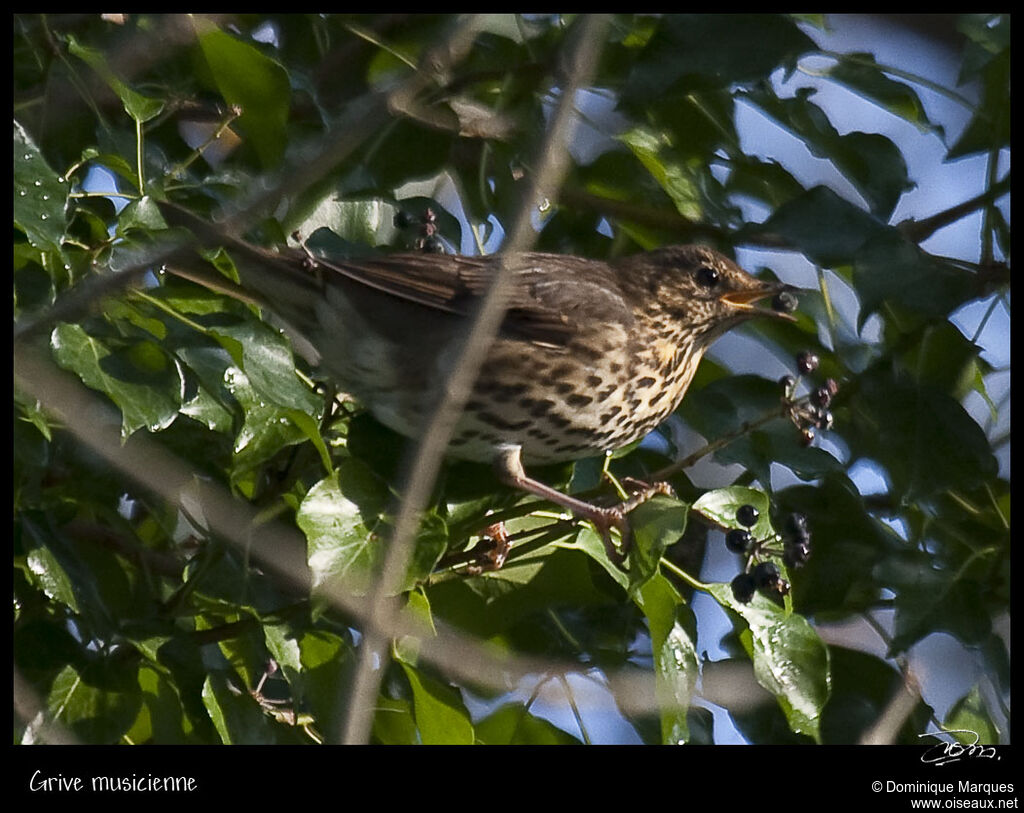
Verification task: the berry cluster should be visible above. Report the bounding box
[779,351,839,447]
[394,208,445,253]
[726,503,812,604]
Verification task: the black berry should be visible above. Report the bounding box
[800,427,815,446]
[811,385,832,408]
[725,529,752,554]
[393,210,416,229]
[421,235,445,253]
[731,573,756,604]
[751,561,781,589]
[736,504,759,527]
[796,351,819,375]
[772,290,798,314]
[779,374,795,395]
[813,408,834,430]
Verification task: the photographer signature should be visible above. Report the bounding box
[919,730,999,766]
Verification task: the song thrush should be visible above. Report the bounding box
[158,203,796,557]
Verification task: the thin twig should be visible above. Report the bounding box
[341,13,613,746]
[897,173,1011,243]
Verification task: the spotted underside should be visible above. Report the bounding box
[447,320,703,464]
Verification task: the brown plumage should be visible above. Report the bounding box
[159,202,795,560]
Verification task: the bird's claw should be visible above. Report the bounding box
[589,481,674,566]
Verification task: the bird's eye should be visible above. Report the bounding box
[697,265,720,287]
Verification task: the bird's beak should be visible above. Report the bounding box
[720,283,799,322]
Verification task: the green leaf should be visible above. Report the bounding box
[298,464,384,596]
[743,85,912,218]
[229,372,314,487]
[401,513,448,592]
[751,185,886,266]
[50,323,183,438]
[195,26,291,168]
[372,695,418,744]
[853,231,974,330]
[693,486,772,534]
[820,646,932,743]
[207,320,320,414]
[944,685,999,745]
[725,155,806,209]
[575,526,630,592]
[298,629,354,739]
[14,120,69,251]
[707,582,830,741]
[852,369,997,500]
[821,52,943,135]
[427,546,613,639]
[947,19,1009,160]
[67,35,164,123]
[880,552,993,653]
[775,475,897,617]
[297,197,402,248]
[476,704,582,744]
[20,533,80,613]
[626,14,816,97]
[619,127,704,221]
[47,661,142,744]
[127,663,195,744]
[398,661,475,744]
[202,672,275,744]
[899,321,986,397]
[679,376,841,485]
[627,494,689,593]
[262,622,304,700]
[636,573,699,744]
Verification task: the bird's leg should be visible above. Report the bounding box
[494,445,634,564]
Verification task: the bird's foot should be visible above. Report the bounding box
[465,522,512,575]
[494,445,674,567]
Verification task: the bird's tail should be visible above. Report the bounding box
[155,199,322,312]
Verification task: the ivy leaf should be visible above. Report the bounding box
[194,24,291,168]
[14,120,69,252]
[67,35,164,123]
[944,686,1000,745]
[707,582,831,742]
[626,14,816,97]
[853,230,974,331]
[750,186,887,267]
[51,324,183,438]
[398,661,475,745]
[635,573,699,744]
[743,85,912,218]
[627,494,689,594]
[821,52,943,136]
[298,464,386,596]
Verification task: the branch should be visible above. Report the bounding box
[898,172,1011,243]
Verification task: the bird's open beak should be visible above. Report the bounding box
[720,283,799,322]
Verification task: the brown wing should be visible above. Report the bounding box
[157,201,631,349]
[317,251,633,348]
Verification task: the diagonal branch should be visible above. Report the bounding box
[335,14,610,749]
[898,172,1011,243]
[339,13,613,746]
